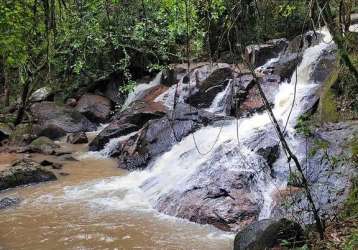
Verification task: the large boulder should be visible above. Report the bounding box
[309,44,337,83]
[30,102,96,139]
[0,123,12,143]
[0,159,57,191]
[233,219,304,250]
[89,100,166,151]
[151,136,274,232]
[234,75,280,117]
[186,67,234,109]
[75,94,112,123]
[273,121,358,223]
[268,31,324,81]
[9,123,35,146]
[116,104,218,170]
[242,126,280,168]
[245,39,288,68]
[29,87,52,102]
[155,165,261,232]
[27,136,60,154]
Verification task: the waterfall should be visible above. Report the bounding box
[62,29,334,223]
[122,71,163,110]
[205,80,233,115]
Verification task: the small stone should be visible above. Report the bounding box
[67,132,88,144]
[0,197,20,209]
[59,172,69,176]
[57,154,78,162]
[40,160,53,166]
[65,98,77,107]
[52,163,63,170]
[53,150,72,156]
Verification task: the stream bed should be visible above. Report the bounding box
[0,150,233,250]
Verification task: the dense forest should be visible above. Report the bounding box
[0,0,357,249]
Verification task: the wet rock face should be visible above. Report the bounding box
[153,140,269,232]
[310,44,337,83]
[75,94,112,123]
[0,159,57,191]
[233,219,304,250]
[233,76,280,117]
[245,39,288,68]
[116,104,218,170]
[186,67,234,109]
[30,102,96,139]
[268,31,324,81]
[67,132,88,144]
[273,121,358,223]
[242,127,280,168]
[155,169,260,232]
[89,100,166,151]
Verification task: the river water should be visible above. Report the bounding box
[0,142,233,250]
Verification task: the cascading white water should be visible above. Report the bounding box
[155,63,230,108]
[56,29,333,224]
[122,71,163,110]
[205,80,233,115]
[78,132,138,160]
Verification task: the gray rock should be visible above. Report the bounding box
[186,67,234,109]
[30,102,96,139]
[234,219,304,250]
[242,126,280,167]
[89,100,166,151]
[29,87,52,102]
[245,39,288,68]
[274,121,358,224]
[27,136,60,155]
[116,103,218,170]
[67,132,88,144]
[0,159,57,190]
[309,44,337,83]
[75,94,112,123]
[0,123,12,143]
[0,197,20,209]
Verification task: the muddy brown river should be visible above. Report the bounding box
[0,141,233,250]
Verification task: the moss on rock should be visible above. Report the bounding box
[318,68,340,123]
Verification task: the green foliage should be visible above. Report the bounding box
[309,139,330,158]
[342,176,358,219]
[119,80,136,94]
[287,171,303,188]
[344,229,358,250]
[295,114,313,137]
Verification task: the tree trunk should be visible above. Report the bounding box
[317,0,358,81]
[14,80,30,126]
[3,67,9,107]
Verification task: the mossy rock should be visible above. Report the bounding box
[0,159,57,191]
[318,67,340,123]
[234,219,305,250]
[29,136,60,154]
[0,123,12,142]
[9,124,33,145]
